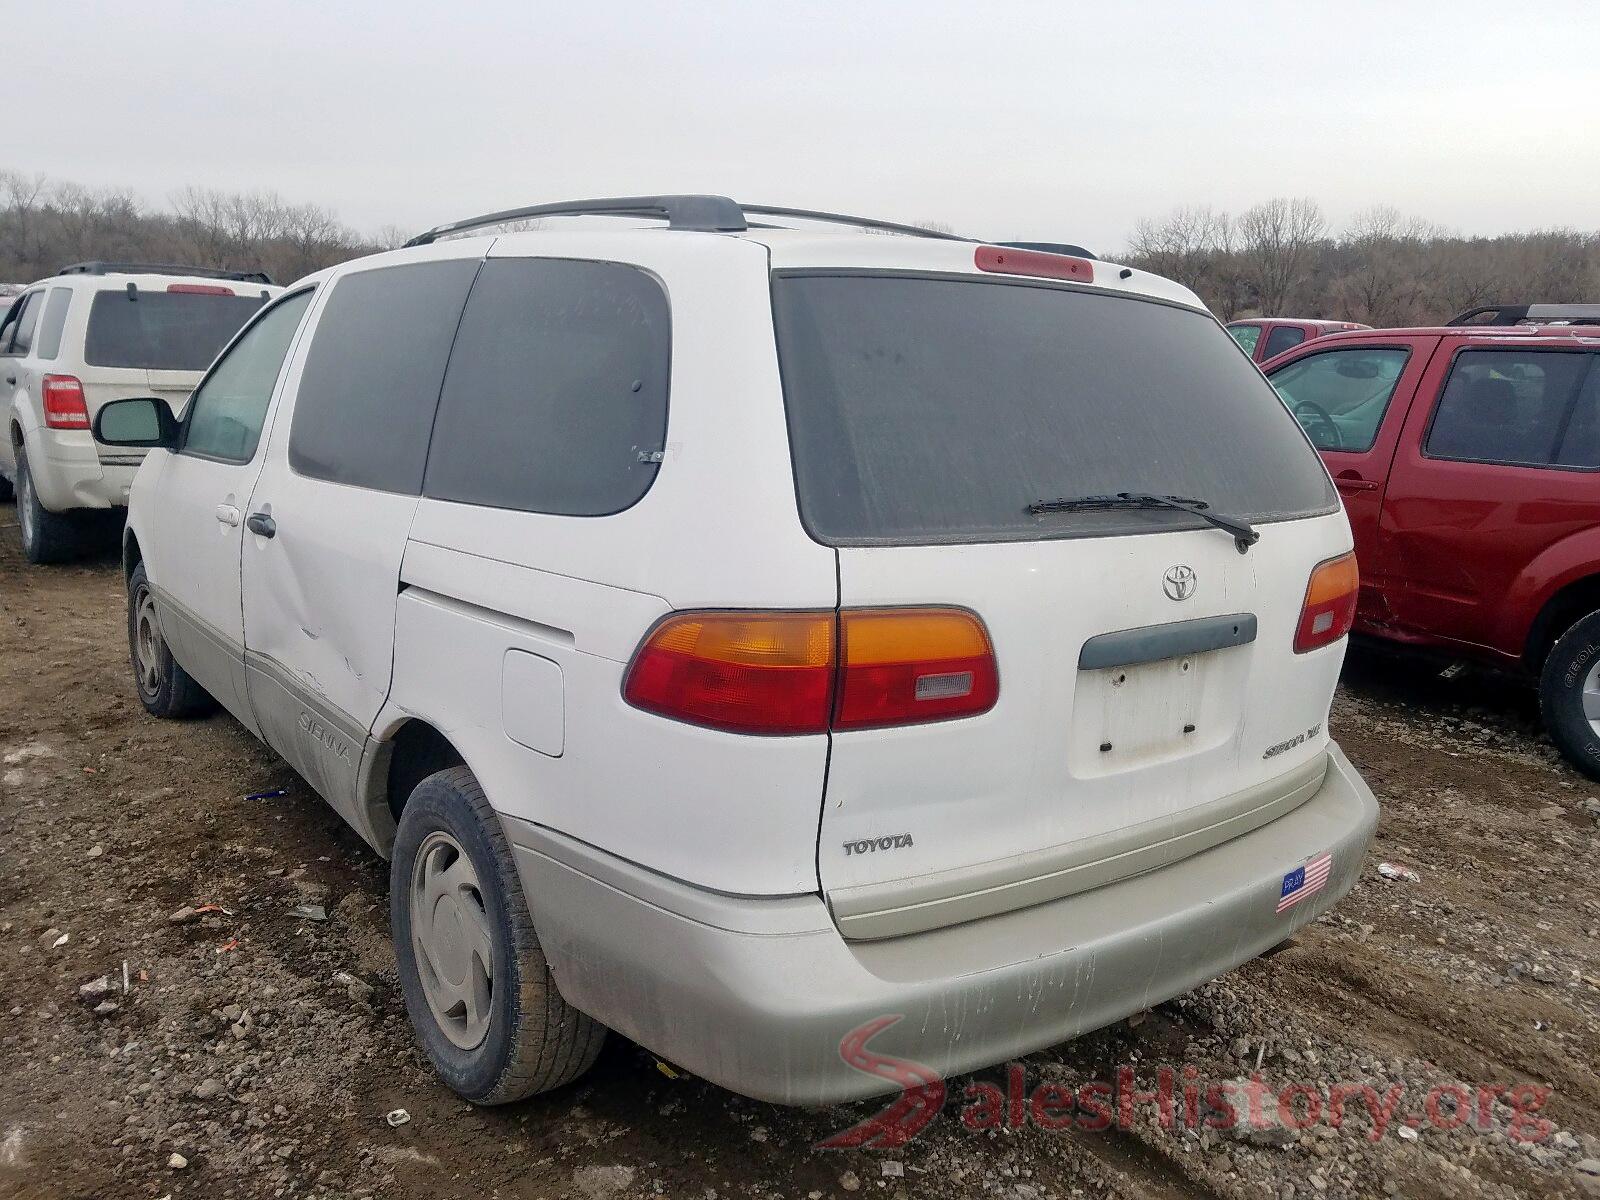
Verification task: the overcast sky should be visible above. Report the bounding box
[12,1,1600,252]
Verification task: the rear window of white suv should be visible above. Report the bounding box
[773,273,1337,544]
[84,290,268,371]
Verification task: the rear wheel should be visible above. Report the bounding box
[392,766,604,1103]
[16,448,87,565]
[127,562,217,718]
[1539,608,1600,780]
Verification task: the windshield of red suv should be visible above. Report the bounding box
[773,272,1337,545]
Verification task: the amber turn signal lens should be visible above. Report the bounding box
[1295,552,1359,653]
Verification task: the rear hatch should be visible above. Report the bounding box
[772,268,1351,940]
[82,284,270,462]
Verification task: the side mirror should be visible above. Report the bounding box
[93,397,179,450]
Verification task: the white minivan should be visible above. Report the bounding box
[98,196,1377,1106]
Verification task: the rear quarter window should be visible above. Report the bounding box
[1425,349,1599,468]
[423,257,670,515]
[774,273,1336,545]
[288,258,481,494]
[35,287,73,360]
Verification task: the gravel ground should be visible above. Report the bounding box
[2,502,1599,1200]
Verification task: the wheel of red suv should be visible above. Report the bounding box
[126,561,217,718]
[16,447,88,565]
[391,766,604,1104]
[1539,609,1600,781]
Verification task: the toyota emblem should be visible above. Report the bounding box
[1163,565,1197,601]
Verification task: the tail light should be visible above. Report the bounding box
[42,375,90,430]
[167,283,234,296]
[623,607,999,735]
[835,607,999,729]
[1295,552,1359,653]
[623,612,835,735]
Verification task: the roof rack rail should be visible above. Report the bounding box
[404,195,750,246]
[740,205,967,241]
[58,261,275,285]
[997,240,1098,260]
[404,195,976,247]
[1448,303,1600,326]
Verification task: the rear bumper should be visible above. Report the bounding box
[23,426,138,511]
[508,742,1378,1105]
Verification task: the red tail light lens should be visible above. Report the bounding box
[974,244,1094,284]
[1295,553,1359,653]
[166,283,234,296]
[42,375,90,430]
[623,612,835,734]
[623,607,1000,734]
[835,607,999,729]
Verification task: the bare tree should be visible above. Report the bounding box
[1235,197,1326,314]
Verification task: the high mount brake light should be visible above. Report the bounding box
[166,283,235,296]
[42,375,90,430]
[623,608,999,735]
[1295,553,1359,653]
[974,244,1094,284]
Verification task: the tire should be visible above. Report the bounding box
[127,561,217,719]
[392,766,604,1103]
[1539,608,1600,780]
[16,447,87,565]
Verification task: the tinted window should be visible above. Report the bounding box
[84,291,267,370]
[2,291,41,355]
[1262,325,1306,359]
[1426,350,1597,468]
[35,287,73,360]
[289,259,480,493]
[774,275,1336,544]
[1228,323,1261,355]
[1270,347,1410,452]
[182,291,314,463]
[424,259,670,515]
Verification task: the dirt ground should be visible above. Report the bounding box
[2,501,1599,1200]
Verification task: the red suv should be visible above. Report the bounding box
[1264,305,1600,775]
[1228,317,1370,364]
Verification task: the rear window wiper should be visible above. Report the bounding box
[1027,492,1261,554]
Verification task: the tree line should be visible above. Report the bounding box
[0,168,388,287]
[1123,197,1600,326]
[5,170,1597,326]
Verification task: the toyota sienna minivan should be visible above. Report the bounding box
[96,196,1377,1106]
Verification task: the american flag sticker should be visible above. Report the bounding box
[1277,851,1333,914]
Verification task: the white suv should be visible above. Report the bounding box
[99,196,1378,1106]
[0,262,279,563]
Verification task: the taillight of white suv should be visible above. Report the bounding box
[41,375,90,430]
[622,607,999,734]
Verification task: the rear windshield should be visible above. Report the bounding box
[773,273,1337,544]
[84,290,267,371]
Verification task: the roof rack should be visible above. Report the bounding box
[1448,303,1600,327]
[405,195,749,246]
[59,262,274,285]
[997,240,1098,260]
[404,194,973,247]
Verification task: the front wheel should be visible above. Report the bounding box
[392,766,605,1103]
[127,562,217,718]
[1539,609,1600,780]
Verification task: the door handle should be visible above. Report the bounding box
[214,503,241,526]
[1334,472,1379,492]
[246,512,276,538]
[4,374,14,385]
